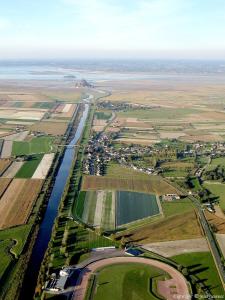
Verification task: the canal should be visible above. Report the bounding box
[20,103,89,299]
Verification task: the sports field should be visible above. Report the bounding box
[12,136,54,156]
[116,191,160,226]
[92,263,167,300]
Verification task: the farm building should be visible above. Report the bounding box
[162,194,180,201]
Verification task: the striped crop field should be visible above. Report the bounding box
[74,189,160,230]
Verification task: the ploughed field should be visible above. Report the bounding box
[0,178,43,229]
[73,190,160,230]
[82,175,180,196]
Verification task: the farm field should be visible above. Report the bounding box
[0,178,43,229]
[15,154,43,178]
[0,178,12,197]
[30,121,68,135]
[2,161,24,178]
[81,175,181,196]
[116,191,160,226]
[1,140,13,158]
[74,190,160,230]
[74,190,115,230]
[117,210,202,244]
[12,136,54,156]
[160,161,195,178]
[32,153,54,179]
[203,182,225,211]
[95,111,112,120]
[172,252,224,296]
[92,263,168,300]
[0,110,45,121]
[0,159,11,175]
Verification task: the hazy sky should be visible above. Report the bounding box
[1,0,225,59]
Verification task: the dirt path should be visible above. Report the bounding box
[143,238,209,257]
[72,257,190,300]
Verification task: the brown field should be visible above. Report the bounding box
[0,178,12,198]
[0,140,13,158]
[5,93,50,102]
[81,175,181,195]
[30,121,68,135]
[180,134,223,142]
[159,132,186,139]
[2,161,24,178]
[205,211,225,233]
[116,138,160,145]
[52,103,77,119]
[0,179,43,229]
[118,210,202,244]
[0,159,11,175]
[161,161,194,169]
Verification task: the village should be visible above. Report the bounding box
[82,130,225,177]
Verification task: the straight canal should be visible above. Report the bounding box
[20,103,89,299]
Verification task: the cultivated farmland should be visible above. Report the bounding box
[32,153,54,179]
[75,190,160,230]
[30,121,68,136]
[81,175,181,196]
[118,210,202,244]
[15,154,44,178]
[116,191,160,226]
[1,140,13,158]
[74,190,115,230]
[12,136,54,156]
[0,178,12,198]
[2,161,24,178]
[0,159,11,175]
[0,179,43,229]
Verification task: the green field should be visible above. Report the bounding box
[15,154,43,178]
[74,191,115,230]
[116,191,160,226]
[0,225,32,280]
[32,102,55,109]
[74,191,86,219]
[172,252,224,296]
[118,107,198,120]
[106,162,152,179]
[12,136,53,156]
[203,181,225,211]
[161,200,194,217]
[90,263,168,300]
[211,157,225,166]
[95,111,112,120]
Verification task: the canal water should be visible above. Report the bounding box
[20,103,89,299]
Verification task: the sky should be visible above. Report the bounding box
[0,0,225,59]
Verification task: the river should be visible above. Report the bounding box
[19,103,89,299]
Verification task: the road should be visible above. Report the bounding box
[165,178,225,288]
